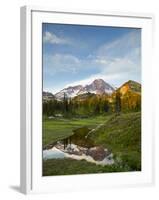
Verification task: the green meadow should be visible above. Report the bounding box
[43,112,141,176]
[42,114,112,148]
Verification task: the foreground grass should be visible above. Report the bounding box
[43,158,130,176]
[43,115,112,147]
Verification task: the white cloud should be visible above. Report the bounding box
[44,30,141,78]
[43,54,80,75]
[97,30,141,58]
[65,74,121,88]
[92,30,141,83]
[94,54,140,75]
[43,30,141,92]
[43,31,71,45]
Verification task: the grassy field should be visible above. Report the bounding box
[43,112,141,175]
[43,114,112,148]
[43,158,130,176]
[88,112,141,171]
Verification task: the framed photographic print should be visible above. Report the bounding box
[20,6,154,194]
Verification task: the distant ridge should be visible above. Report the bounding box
[118,80,141,95]
[43,79,141,101]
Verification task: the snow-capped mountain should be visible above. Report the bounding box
[55,85,83,100]
[55,79,115,100]
[77,79,114,95]
[43,91,55,101]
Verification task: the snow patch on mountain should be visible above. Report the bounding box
[55,79,115,99]
[55,85,83,99]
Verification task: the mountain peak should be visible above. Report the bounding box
[119,80,141,95]
[127,80,140,85]
[55,79,115,99]
[55,85,83,99]
[92,78,105,83]
[86,79,114,94]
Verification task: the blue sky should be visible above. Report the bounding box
[43,23,141,94]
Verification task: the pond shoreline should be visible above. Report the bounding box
[43,142,114,166]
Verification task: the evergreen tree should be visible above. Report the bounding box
[63,92,69,113]
[115,91,121,113]
[103,99,109,112]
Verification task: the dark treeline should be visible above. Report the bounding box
[43,92,141,117]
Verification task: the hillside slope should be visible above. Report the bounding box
[118,80,141,95]
[88,112,141,170]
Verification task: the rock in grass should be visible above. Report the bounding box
[86,146,109,161]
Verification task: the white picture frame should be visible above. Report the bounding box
[20,5,154,194]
